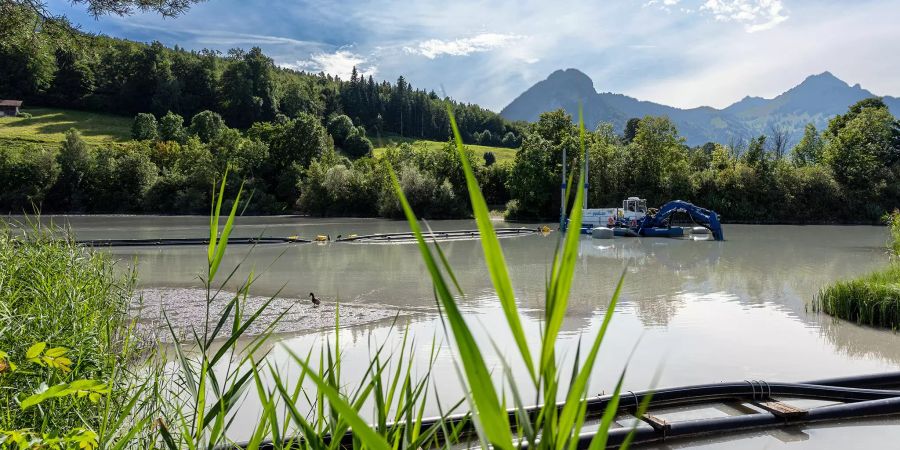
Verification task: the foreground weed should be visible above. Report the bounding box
[296,106,638,449]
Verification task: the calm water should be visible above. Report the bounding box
[9,215,900,447]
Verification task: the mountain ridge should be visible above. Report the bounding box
[500,69,900,146]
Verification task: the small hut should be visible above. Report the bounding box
[0,100,23,117]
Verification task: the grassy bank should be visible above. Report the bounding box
[817,211,900,328]
[818,265,900,328]
[0,108,132,144]
[0,223,135,446]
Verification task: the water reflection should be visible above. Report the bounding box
[12,215,900,448]
[8,216,900,384]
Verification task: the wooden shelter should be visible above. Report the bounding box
[0,100,23,117]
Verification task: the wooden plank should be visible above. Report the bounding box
[753,400,807,419]
[641,414,671,433]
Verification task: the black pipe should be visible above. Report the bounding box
[78,236,310,247]
[596,394,900,448]
[228,372,900,449]
[338,227,536,242]
[74,228,539,246]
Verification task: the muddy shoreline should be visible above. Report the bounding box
[133,288,424,341]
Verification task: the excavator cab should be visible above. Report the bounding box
[622,197,647,214]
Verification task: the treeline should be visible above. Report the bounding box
[2,98,897,222]
[0,107,507,216]
[503,98,899,223]
[0,7,524,147]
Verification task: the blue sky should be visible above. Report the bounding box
[48,0,900,111]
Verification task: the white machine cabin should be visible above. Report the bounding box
[582,197,648,228]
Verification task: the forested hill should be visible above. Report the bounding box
[0,28,523,148]
[501,68,900,146]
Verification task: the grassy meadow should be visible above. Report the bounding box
[0,108,132,144]
[372,134,517,163]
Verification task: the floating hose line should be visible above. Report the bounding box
[76,236,311,247]
[227,372,900,449]
[72,227,544,247]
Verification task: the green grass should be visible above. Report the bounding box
[816,210,900,329]
[0,107,132,144]
[372,134,517,163]
[817,264,900,329]
[0,221,136,443]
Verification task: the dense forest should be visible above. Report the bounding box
[1,5,899,222]
[0,7,524,148]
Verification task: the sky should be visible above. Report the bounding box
[47,0,900,111]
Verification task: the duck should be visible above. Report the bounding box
[309,292,321,307]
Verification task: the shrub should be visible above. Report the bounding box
[130,113,158,141]
[49,129,91,210]
[886,210,900,260]
[158,110,185,142]
[483,151,496,167]
[501,131,519,148]
[343,130,373,158]
[326,114,355,146]
[0,145,59,212]
[189,110,226,143]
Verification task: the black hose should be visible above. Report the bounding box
[597,395,900,448]
[228,372,900,449]
[77,236,310,247]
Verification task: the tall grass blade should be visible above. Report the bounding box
[287,349,392,450]
[388,166,514,449]
[447,107,535,382]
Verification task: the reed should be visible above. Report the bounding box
[816,211,900,329]
[817,265,900,329]
[0,220,138,447]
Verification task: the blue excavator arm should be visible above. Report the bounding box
[640,200,725,241]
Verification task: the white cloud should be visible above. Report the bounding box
[700,0,788,32]
[287,50,377,80]
[404,33,523,59]
[645,0,788,32]
[644,0,681,7]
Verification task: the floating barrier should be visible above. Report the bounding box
[76,236,310,247]
[336,227,541,243]
[229,371,900,449]
[74,227,546,247]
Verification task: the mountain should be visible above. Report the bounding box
[500,69,900,146]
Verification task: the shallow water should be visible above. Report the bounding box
[8,215,900,447]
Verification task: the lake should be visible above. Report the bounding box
[9,215,900,448]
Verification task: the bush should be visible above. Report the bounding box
[326,114,355,146]
[343,131,373,158]
[48,129,91,210]
[483,151,496,167]
[189,110,226,143]
[501,131,519,148]
[480,161,510,205]
[886,210,900,260]
[158,111,185,142]
[131,113,158,141]
[0,145,60,212]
